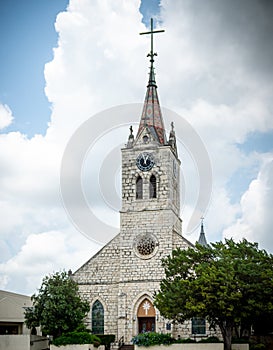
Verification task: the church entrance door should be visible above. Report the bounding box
[137,298,156,334]
[138,317,155,333]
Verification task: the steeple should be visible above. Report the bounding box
[198,218,209,247]
[136,19,167,145]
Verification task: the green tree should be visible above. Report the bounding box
[25,271,89,338]
[154,239,273,350]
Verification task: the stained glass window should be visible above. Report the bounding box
[92,300,104,334]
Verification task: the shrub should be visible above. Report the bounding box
[132,332,175,346]
[199,336,222,343]
[93,334,115,350]
[232,338,249,344]
[250,344,266,350]
[93,334,115,345]
[52,331,101,346]
[175,338,196,343]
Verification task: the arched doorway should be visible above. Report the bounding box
[137,298,156,333]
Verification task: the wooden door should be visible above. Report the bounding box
[138,317,155,333]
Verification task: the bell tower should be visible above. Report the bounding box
[119,19,183,278]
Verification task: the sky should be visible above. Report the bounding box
[0,0,273,295]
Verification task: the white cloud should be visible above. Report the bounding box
[1,0,273,295]
[157,0,273,251]
[0,229,100,294]
[0,104,13,129]
[0,0,147,295]
[223,156,273,250]
[44,0,145,141]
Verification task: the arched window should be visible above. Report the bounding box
[136,176,143,199]
[92,300,104,334]
[149,175,156,198]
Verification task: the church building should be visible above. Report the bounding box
[72,20,212,346]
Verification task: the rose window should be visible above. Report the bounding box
[134,234,158,259]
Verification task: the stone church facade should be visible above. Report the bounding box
[73,29,215,345]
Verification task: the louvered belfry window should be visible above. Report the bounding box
[136,176,143,199]
[149,175,156,198]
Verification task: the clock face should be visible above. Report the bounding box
[136,152,155,171]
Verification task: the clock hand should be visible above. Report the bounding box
[143,154,148,165]
[142,154,146,165]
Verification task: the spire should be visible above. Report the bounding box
[136,19,167,145]
[198,217,209,247]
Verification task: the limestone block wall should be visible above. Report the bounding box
[172,231,192,250]
[73,224,192,343]
[119,211,185,282]
[77,283,119,335]
[73,235,121,285]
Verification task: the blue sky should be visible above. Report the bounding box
[0,0,160,137]
[0,0,273,294]
[0,0,69,136]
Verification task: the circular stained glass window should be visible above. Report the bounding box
[134,234,158,259]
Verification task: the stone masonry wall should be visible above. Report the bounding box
[73,128,218,345]
[73,235,121,285]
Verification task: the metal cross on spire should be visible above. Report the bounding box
[140,18,165,68]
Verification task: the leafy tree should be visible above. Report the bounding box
[25,270,89,338]
[154,239,273,350]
